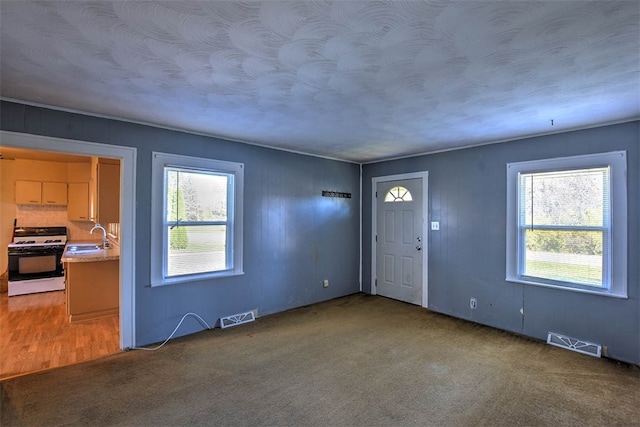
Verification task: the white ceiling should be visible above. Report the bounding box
[1,1,638,163]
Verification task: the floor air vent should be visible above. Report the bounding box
[220,311,255,329]
[547,332,602,357]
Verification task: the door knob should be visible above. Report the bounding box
[416,237,422,242]
[416,245,422,251]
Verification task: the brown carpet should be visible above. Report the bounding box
[2,293,639,426]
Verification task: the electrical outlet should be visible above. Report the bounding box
[323,279,329,288]
[431,221,440,231]
[470,298,477,309]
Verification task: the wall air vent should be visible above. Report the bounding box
[220,311,256,329]
[547,332,602,357]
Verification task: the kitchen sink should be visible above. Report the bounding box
[67,244,102,253]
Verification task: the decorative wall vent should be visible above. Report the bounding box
[547,332,602,357]
[220,311,256,329]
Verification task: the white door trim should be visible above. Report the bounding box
[1,130,137,349]
[372,171,429,308]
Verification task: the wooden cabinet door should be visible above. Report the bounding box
[68,183,90,221]
[42,182,67,205]
[15,181,42,204]
[66,260,119,322]
[97,163,120,224]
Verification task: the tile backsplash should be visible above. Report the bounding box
[16,205,98,241]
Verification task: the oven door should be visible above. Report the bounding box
[7,248,64,282]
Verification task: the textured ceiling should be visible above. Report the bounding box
[1,1,638,163]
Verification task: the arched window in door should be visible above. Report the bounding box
[384,186,413,202]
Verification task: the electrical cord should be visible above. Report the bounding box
[133,312,213,351]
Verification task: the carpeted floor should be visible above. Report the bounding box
[2,293,639,426]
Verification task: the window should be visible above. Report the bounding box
[506,151,627,298]
[384,186,413,202]
[151,152,244,286]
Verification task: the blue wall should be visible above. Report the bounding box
[363,121,639,364]
[3,100,637,364]
[1,101,361,345]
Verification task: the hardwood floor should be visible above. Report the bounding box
[0,290,119,380]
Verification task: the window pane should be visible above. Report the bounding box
[166,169,228,223]
[384,186,413,202]
[524,229,603,286]
[521,168,607,227]
[167,225,227,277]
[152,152,244,286]
[507,151,626,297]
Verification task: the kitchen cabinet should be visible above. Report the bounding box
[67,162,91,182]
[42,182,67,205]
[90,158,120,224]
[15,180,41,204]
[65,259,119,322]
[68,182,90,221]
[15,180,67,205]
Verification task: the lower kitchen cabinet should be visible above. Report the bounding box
[65,260,119,322]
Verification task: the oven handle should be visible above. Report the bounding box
[8,250,62,257]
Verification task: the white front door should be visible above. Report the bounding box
[376,178,423,305]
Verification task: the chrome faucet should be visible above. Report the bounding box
[90,223,109,249]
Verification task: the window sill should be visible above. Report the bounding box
[151,270,245,287]
[506,277,627,299]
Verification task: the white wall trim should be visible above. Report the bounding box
[0,130,137,349]
[359,164,363,292]
[371,171,429,308]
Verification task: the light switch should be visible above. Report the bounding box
[431,221,440,231]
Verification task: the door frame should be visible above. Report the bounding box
[371,171,429,308]
[1,130,137,349]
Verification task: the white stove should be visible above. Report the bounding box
[8,236,67,248]
[8,226,68,296]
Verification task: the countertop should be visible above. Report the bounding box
[61,240,120,263]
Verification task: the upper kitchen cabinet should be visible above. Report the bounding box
[15,180,42,204]
[67,182,90,221]
[14,158,68,205]
[15,180,67,205]
[42,182,67,205]
[67,162,91,221]
[89,157,120,224]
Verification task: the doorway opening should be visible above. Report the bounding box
[0,130,135,379]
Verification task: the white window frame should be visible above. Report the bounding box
[151,152,244,286]
[506,151,627,298]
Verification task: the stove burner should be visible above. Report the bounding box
[15,240,36,244]
[44,239,62,243]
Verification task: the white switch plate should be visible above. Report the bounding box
[431,221,440,231]
[323,279,329,288]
